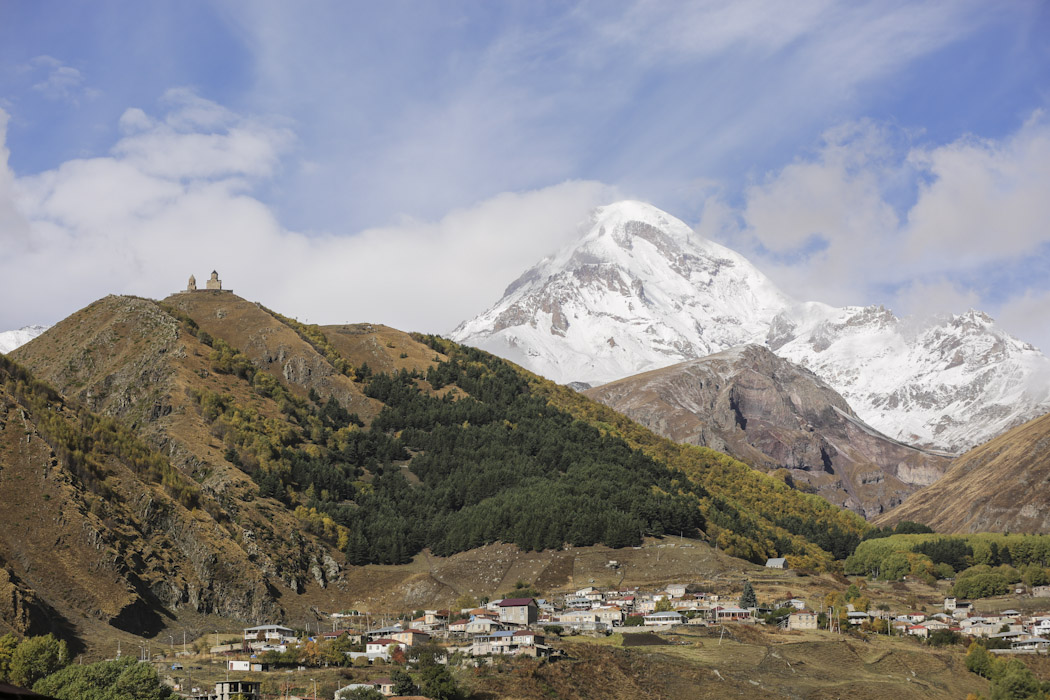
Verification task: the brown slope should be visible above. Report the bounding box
[5,295,350,631]
[0,368,278,648]
[6,292,453,640]
[585,345,951,518]
[876,410,1050,533]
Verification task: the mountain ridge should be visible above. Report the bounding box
[584,344,951,518]
[1,289,867,646]
[453,200,1050,452]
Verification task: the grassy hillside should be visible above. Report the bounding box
[878,411,1050,533]
[4,291,874,649]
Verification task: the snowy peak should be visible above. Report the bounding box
[453,200,1050,453]
[0,325,49,354]
[453,201,793,385]
[773,304,1050,451]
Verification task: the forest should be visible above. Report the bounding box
[185,320,869,568]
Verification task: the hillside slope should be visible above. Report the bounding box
[585,345,950,518]
[4,289,868,647]
[876,411,1050,533]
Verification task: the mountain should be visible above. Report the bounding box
[874,410,1050,533]
[453,200,1050,452]
[584,345,950,518]
[0,325,49,354]
[452,200,792,387]
[768,304,1050,453]
[1,288,867,646]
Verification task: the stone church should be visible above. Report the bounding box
[184,271,231,293]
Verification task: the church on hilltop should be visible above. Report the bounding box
[183,271,232,293]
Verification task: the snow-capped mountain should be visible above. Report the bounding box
[769,304,1050,452]
[453,200,792,384]
[452,201,1050,453]
[0,325,49,354]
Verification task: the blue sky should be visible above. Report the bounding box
[1,0,1049,350]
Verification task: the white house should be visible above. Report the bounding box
[666,584,688,598]
[643,611,684,627]
[365,638,402,661]
[765,558,787,569]
[242,624,294,645]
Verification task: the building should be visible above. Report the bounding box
[389,629,430,647]
[243,624,295,648]
[666,583,688,598]
[643,611,684,627]
[183,271,232,294]
[189,681,260,700]
[787,611,818,630]
[498,598,538,627]
[365,639,402,661]
[765,558,787,569]
[714,607,752,622]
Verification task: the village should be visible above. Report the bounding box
[164,560,1050,700]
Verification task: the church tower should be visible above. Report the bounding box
[206,271,222,290]
[187,274,197,291]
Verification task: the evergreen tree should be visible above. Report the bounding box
[390,668,416,696]
[740,581,757,609]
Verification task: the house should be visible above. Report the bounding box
[448,619,469,635]
[607,595,636,611]
[470,630,546,657]
[847,611,870,626]
[389,629,430,647]
[1012,635,1050,651]
[643,611,684,626]
[242,624,295,646]
[782,598,807,611]
[594,607,625,627]
[498,598,538,627]
[714,607,752,622]
[765,557,787,569]
[227,660,268,672]
[189,681,260,700]
[666,583,688,598]
[787,611,818,630]
[365,639,402,661]
[906,624,930,638]
[1032,585,1050,598]
[367,624,404,641]
[465,617,504,635]
[322,629,363,644]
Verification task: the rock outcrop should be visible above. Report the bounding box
[585,345,951,518]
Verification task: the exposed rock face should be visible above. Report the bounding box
[585,345,951,518]
[877,411,1050,533]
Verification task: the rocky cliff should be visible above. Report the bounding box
[585,345,951,518]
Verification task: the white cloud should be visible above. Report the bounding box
[0,94,614,334]
[904,111,1050,267]
[26,55,98,104]
[995,290,1050,356]
[703,114,1050,347]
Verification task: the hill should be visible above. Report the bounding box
[584,345,951,518]
[4,289,867,649]
[876,411,1050,533]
